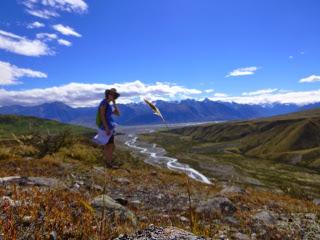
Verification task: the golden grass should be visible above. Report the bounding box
[0,146,12,160]
[1,135,320,239]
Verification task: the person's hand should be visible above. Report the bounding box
[105,129,111,136]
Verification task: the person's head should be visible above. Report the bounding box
[105,88,120,101]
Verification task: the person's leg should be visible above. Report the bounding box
[104,143,115,167]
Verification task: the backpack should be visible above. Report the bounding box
[96,107,102,127]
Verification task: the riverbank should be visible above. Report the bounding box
[139,125,320,200]
[117,123,216,184]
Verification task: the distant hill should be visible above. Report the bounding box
[0,102,96,125]
[168,108,320,169]
[1,99,318,126]
[0,114,95,139]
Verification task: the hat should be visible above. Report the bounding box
[105,88,120,99]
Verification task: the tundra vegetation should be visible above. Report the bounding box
[0,114,319,239]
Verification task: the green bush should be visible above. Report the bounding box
[22,130,77,158]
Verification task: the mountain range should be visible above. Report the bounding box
[1,99,320,127]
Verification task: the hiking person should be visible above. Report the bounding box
[93,88,120,168]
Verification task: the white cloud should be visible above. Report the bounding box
[22,0,88,18]
[0,30,23,40]
[0,29,52,56]
[3,81,320,107]
[208,88,320,106]
[0,80,202,107]
[53,24,81,37]
[213,93,228,97]
[27,21,45,29]
[0,61,47,85]
[299,75,320,83]
[226,66,259,77]
[204,89,214,93]
[43,0,88,12]
[289,51,305,60]
[26,9,59,19]
[242,88,278,96]
[36,33,58,41]
[57,39,72,46]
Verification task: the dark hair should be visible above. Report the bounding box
[105,88,120,99]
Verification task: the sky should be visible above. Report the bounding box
[0,0,320,107]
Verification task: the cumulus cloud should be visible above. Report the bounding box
[299,75,320,83]
[0,61,47,85]
[3,80,320,107]
[0,80,202,107]
[52,24,81,37]
[27,21,45,29]
[226,66,259,77]
[22,0,88,18]
[0,29,52,56]
[57,39,72,46]
[208,88,320,106]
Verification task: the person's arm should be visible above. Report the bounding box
[99,105,111,134]
[112,100,120,116]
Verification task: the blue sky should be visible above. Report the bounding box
[0,0,320,107]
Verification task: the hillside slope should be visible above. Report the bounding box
[0,114,95,139]
[168,108,320,169]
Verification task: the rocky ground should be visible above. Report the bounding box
[114,224,206,240]
[0,139,320,239]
